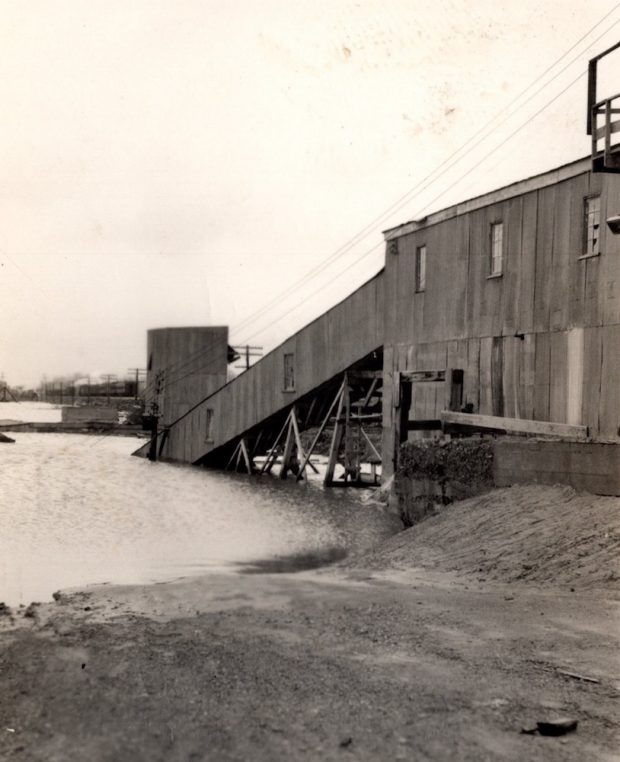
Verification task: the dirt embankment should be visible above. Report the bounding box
[348,485,620,590]
[1,485,619,761]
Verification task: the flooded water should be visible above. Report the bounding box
[1,404,398,606]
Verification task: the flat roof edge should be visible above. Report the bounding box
[383,155,592,241]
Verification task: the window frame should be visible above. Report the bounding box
[580,194,601,260]
[489,221,504,278]
[205,408,214,442]
[283,352,295,392]
[415,244,427,293]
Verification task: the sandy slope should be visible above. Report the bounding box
[347,485,620,591]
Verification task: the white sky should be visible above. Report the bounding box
[1,0,619,386]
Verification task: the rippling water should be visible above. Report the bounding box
[1,405,398,605]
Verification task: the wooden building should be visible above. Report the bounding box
[381,156,620,476]
[136,157,620,487]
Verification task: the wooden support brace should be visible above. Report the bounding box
[239,438,254,474]
[361,426,381,462]
[324,381,348,486]
[225,441,241,471]
[279,418,295,479]
[297,381,345,481]
[303,396,317,427]
[260,414,291,474]
[361,377,379,408]
[288,407,318,477]
[251,429,263,457]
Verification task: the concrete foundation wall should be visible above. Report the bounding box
[493,439,620,496]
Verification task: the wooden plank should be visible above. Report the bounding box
[260,413,290,474]
[324,385,347,485]
[566,328,584,426]
[518,190,538,333]
[466,207,486,337]
[533,184,556,331]
[239,438,253,474]
[452,215,470,339]
[441,410,588,439]
[491,337,504,417]
[361,427,381,461]
[602,171,620,325]
[568,173,590,327]
[479,337,493,415]
[278,419,295,479]
[400,369,446,382]
[519,333,536,420]
[549,331,568,424]
[533,332,551,422]
[584,171,604,327]
[549,179,572,331]
[599,324,620,438]
[502,197,523,335]
[463,338,480,412]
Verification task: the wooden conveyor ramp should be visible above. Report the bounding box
[133,272,385,485]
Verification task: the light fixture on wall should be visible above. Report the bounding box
[607,215,620,234]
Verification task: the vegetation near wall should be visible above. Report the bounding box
[395,438,494,527]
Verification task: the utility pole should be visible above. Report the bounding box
[127,368,147,402]
[147,369,165,462]
[101,374,117,406]
[232,345,263,371]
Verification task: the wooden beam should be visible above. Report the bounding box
[440,410,588,440]
[250,429,263,457]
[260,414,290,474]
[289,408,318,477]
[401,370,446,383]
[324,383,347,486]
[279,419,295,479]
[361,426,381,462]
[303,396,317,427]
[225,441,241,470]
[361,377,379,408]
[297,381,345,482]
[239,438,254,474]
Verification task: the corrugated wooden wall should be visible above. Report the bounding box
[145,327,230,427]
[382,167,620,475]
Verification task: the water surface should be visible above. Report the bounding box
[1,405,398,605]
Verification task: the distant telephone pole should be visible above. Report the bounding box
[127,368,147,401]
[232,345,263,371]
[100,374,117,405]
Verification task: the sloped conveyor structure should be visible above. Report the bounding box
[134,272,385,483]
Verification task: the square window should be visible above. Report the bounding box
[490,222,503,276]
[283,353,295,391]
[583,195,601,257]
[415,245,426,292]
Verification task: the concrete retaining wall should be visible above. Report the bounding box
[493,439,620,496]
